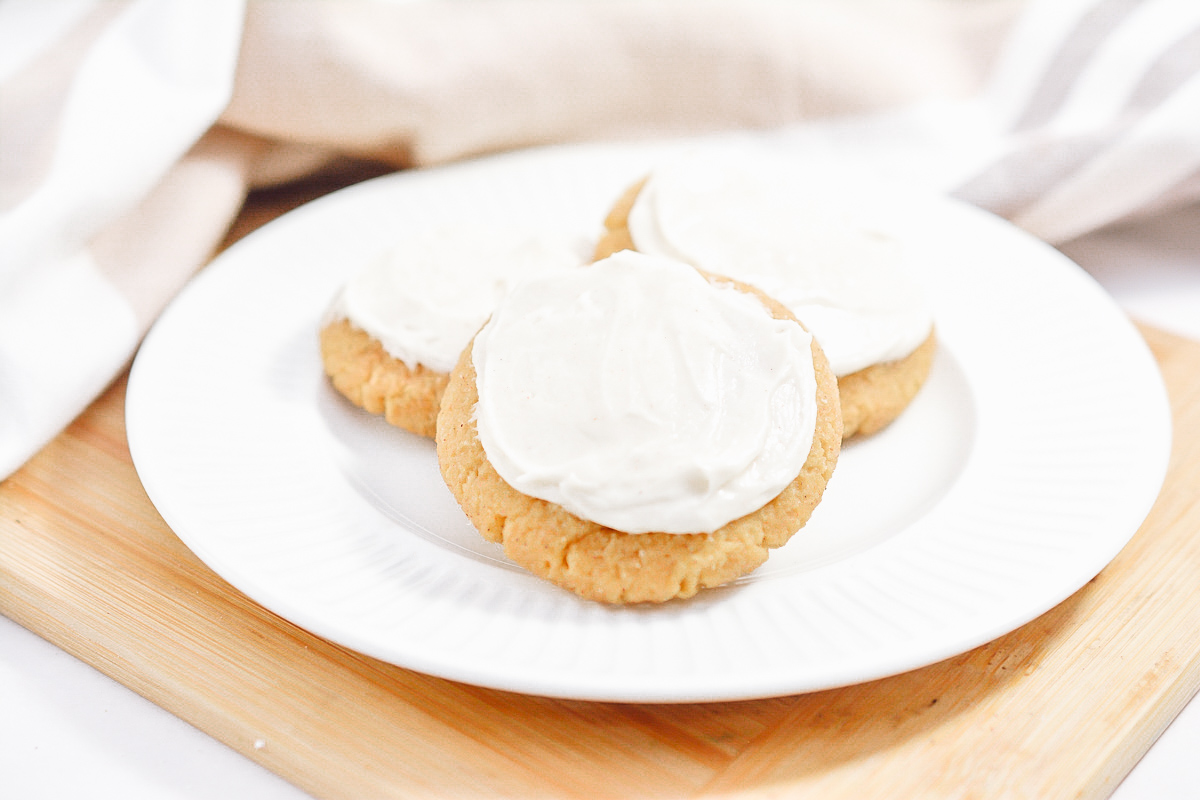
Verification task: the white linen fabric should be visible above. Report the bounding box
[1,0,1198,480]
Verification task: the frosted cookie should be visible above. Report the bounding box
[320,225,588,437]
[436,251,842,604]
[596,159,936,438]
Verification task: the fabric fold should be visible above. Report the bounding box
[0,0,247,477]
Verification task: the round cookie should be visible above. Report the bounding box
[319,318,447,438]
[596,171,935,440]
[436,259,842,604]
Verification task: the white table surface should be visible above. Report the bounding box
[3,203,1199,800]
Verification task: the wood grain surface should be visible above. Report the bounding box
[3,183,1200,799]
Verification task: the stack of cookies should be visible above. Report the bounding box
[320,157,935,604]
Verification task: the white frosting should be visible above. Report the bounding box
[329,225,588,373]
[472,251,818,535]
[626,160,933,376]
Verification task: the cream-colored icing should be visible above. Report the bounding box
[472,251,818,535]
[329,225,588,374]
[626,159,933,376]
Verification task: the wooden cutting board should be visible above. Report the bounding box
[3,183,1200,800]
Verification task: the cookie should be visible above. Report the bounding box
[319,317,448,438]
[596,162,935,439]
[436,253,842,604]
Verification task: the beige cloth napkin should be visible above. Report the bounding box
[2,0,1198,479]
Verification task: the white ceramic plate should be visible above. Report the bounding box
[126,139,1171,702]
